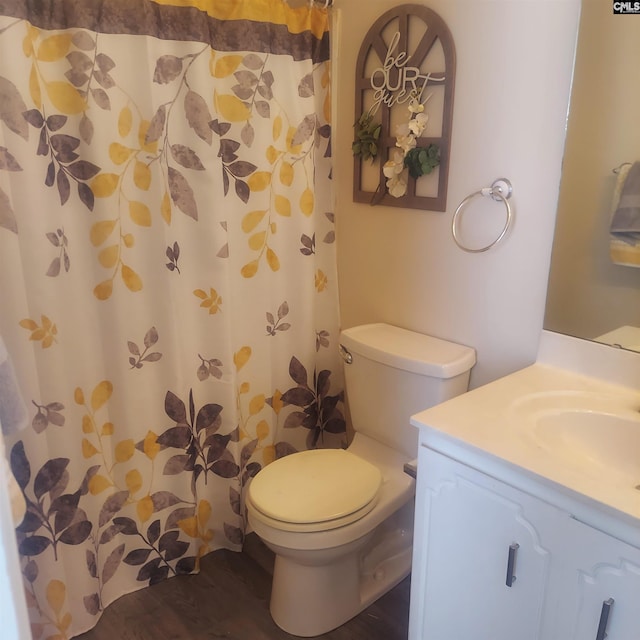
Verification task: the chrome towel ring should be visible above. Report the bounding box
[452,178,513,253]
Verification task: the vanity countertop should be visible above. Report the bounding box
[411,332,640,549]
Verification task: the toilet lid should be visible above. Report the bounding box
[248,449,382,525]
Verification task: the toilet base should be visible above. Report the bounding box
[270,543,363,637]
[267,506,414,637]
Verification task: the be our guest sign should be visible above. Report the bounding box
[369,31,442,112]
[353,5,456,211]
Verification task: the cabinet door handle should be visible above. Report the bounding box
[595,598,614,640]
[505,542,519,587]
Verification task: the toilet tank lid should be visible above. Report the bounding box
[340,323,476,379]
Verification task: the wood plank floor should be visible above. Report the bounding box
[75,534,410,640]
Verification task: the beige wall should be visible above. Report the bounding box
[544,0,640,342]
[333,0,580,388]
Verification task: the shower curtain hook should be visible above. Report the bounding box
[613,162,631,174]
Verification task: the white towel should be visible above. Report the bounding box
[609,162,640,267]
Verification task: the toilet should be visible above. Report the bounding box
[247,323,476,637]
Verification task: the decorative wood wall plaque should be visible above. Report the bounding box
[353,4,456,211]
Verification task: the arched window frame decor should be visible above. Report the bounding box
[353,4,456,211]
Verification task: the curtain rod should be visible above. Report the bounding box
[285,0,333,9]
[286,0,333,8]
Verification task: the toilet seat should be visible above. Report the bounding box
[248,449,382,533]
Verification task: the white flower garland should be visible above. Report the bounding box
[383,94,430,198]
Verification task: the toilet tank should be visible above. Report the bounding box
[339,323,476,459]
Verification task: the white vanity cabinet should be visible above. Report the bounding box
[409,445,640,640]
[560,517,640,640]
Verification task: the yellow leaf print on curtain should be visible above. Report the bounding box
[19,315,58,348]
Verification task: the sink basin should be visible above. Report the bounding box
[509,391,640,486]
[533,409,640,481]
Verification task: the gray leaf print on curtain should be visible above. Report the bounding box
[266,301,290,335]
[0,144,22,233]
[31,399,65,432]
[45,228,70,276]
[23,108,101,211]
[0,75,29,139]
[196,354,223,381]
[280,357,346,448]
[165,241,180,273]
[11,441,93,560]
[128,327,162,369]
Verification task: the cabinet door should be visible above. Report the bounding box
[410,447,563,640]
[562,518,640,640]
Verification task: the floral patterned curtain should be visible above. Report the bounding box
[0,0,344,636]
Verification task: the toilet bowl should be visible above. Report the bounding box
[247,323,476,637]
[247,434,415,637]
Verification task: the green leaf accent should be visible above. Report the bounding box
[404,144,440,179]
[352,113,381,162]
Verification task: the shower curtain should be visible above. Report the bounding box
[0,0,344,636]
